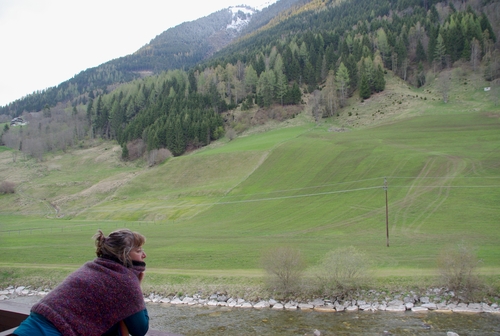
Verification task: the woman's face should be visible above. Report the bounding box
[129,246,147,262]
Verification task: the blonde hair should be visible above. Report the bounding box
[93,229,145,267]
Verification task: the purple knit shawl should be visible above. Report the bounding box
[32,257,146,336]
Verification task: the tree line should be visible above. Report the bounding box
[1,0,497,118]
[1,0,498,160]
[88,62,303,158]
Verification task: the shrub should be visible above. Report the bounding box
[314,246,370,298]
[261,246,306,298]
[233,122,248,134]
[0,181,16,194]
[156,148,172,163]
[226,128,237,141]
[127,139,147,161]
[147,148,172,166]
[121,144,129,160]
[438,242,482,298]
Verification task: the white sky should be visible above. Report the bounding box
[0,0,276,106]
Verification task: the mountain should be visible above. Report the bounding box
[0,0,308,116]
[114,6,258,73]
[1,0,499,296]
[1,0,499,159]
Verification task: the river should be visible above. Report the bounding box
[146,303,500,335]
[8,296,500,335]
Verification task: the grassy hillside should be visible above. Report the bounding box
[1,71,499,288]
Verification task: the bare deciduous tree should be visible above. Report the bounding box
[261,246,306,297]
[391,52,398,73]
[24,138,45,161]
[147,148,172,166]
[127,139,147,161]
[438,242,482,298]
[336,63,350,108]
[310,90,323,123]
[470,38,481,71]
[322,70,338,117]
[314,246,370,298]
[401,58,409,81]
[438,71,451,103]
[226,128,237,141]
[0,181,16,194]
[1,105,90,160]
[156,148,172,163]
[148,149,158,167]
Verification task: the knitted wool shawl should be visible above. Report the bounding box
[32,257,146,336]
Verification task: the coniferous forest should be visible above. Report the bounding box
[1,0,498,159]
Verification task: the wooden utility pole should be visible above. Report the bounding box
[384,178,389,247]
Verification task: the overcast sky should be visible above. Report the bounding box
[0,0,276,106]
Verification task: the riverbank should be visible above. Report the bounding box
[5,294,500,336]
[2,285,499,315]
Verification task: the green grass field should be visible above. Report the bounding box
[1,72,499,291]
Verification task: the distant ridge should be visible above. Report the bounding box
[0,0,306,115]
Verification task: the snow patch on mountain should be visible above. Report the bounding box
[226,0,278,31]
[226,6,257,31]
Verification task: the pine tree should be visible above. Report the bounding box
[286,83,302,105]
[480,12,496,43]
[427,25,438,64]
[86,99,94,138]
[417,62,425,87]
[447,17,463,63]
[359,74,371,100]
[434,33,447,70]
[416,39,426,63]
[376,28,390,67]
[171,121,186,156]
[258,70,276,107]
[121,144,129,160]
[345,55,358,95]
[303,61,316,91]
[188,70,197,94]
[336,62,350,107]
[275,72,288,106]
[373,65,385,93]
[109,99,124,140]
[462,39,471,61]
[244,65,258,94]
[254,55,266,77]
[43,104,51,118]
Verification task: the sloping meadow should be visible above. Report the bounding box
[2,109,498,277]
[1,69,500,277]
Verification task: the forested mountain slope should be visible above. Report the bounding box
[1,0,499,160]
[0,0,308,116]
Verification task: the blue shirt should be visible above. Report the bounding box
[14,309,149,336]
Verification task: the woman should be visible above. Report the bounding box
[14,229,149,336]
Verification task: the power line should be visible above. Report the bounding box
[216,186,382,205]
[83,186,384,211]
[139,183,500,209]
[389,176,500,179]
[221,176,500,199]
[389,185,500,188]
[3,177,499,215]
[220,177,384,199]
